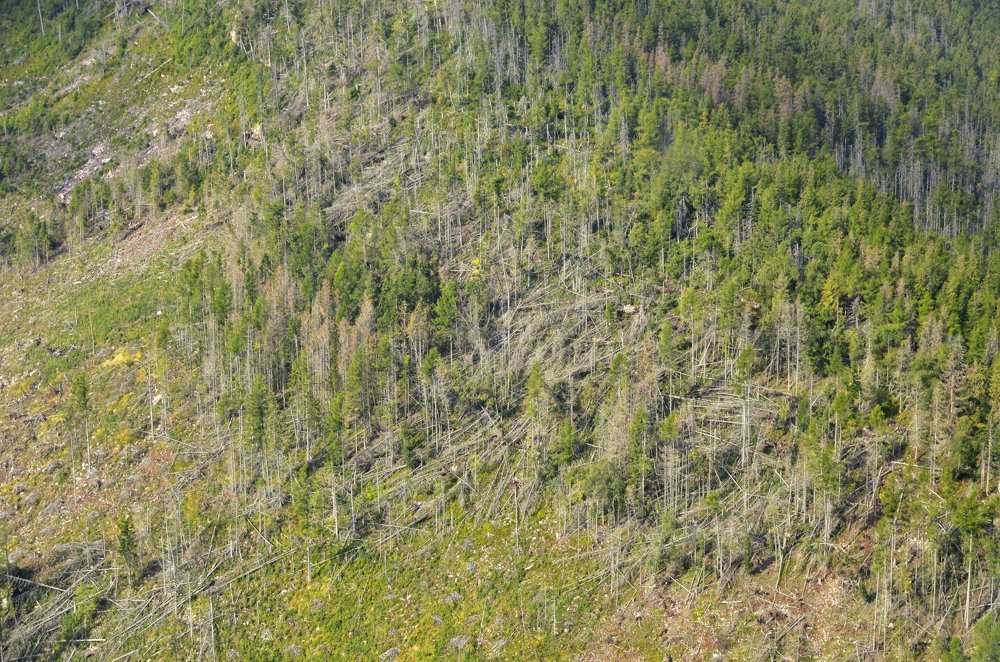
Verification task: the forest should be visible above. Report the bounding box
[3,0,1000,658]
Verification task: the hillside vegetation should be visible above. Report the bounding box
[4,0,1000,659]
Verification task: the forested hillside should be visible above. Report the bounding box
[4,0,1000,658]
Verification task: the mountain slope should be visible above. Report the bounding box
[4,0,1000,659]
